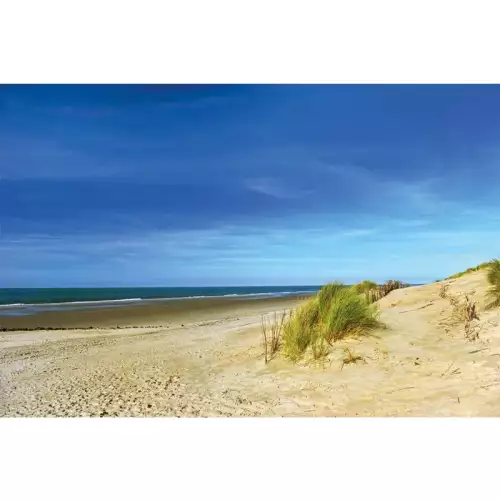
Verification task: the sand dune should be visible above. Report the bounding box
[2,271,500,417]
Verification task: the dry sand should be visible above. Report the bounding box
[2,271,500,417]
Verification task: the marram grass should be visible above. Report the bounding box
[353,280,378,294]
[282,282,382,361]
[486,259,500,310]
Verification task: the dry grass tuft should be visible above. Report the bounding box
[439,283,449,299]
[261,311,287,363]
[447,293,480,341]
[340,348,364,370]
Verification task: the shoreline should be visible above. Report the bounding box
[0,294,309,330]
[0,291,316,309]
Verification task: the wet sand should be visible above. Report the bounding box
[0,295,310,330]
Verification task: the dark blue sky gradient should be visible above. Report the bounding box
[2,85,500,286]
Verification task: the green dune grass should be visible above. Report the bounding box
[282,282,382,361]
[486,259,500,310]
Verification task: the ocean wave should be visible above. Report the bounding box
[0,290,318,309]
[0,298,143,308]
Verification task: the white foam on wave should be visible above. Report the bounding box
[0,290,318,310]
[0,298,143,308]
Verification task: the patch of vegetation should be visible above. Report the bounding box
[439,258,500,310]
[282,282,382,362]
[311,334,330,361]
[443,262,491,280]
[281,297,320,361]
[438,283,449,299]
[365,280,408,304]
[448,293,480,341]
[486,259,500,310]
[354,280,378,294]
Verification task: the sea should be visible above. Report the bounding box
[0,286,320,316]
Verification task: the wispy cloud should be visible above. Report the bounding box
[340,228,378,237]
[4,85,500,286]
[244,177,312,199]
[391,219,430,228]
[3,210,500,286]
[326,163,445,214]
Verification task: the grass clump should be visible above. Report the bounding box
[261,311,287,363]
[281,298,319,361]
[320,283,382,343]
[282,282,382,362]
[354,280,378,294]
[486,259,500,310]
[311,334,330,361]
[354,280,378,303]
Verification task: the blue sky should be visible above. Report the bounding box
[2,84,500,287]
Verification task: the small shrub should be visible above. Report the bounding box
[486,259,500,310]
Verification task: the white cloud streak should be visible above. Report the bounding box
[244,177,312,199]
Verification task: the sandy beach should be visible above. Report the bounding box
[2,271,500,417]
